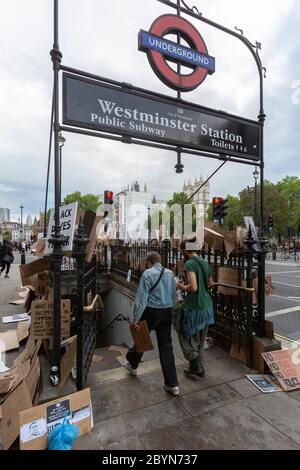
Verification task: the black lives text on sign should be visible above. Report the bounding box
[63,73,261,162]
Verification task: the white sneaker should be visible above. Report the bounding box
[164,385,180,396]
[123,360,137,376]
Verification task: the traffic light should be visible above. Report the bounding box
[268,214,274,232]
[220,198,228,219]
[212,197,227,225]
[212,197,222,222]
[104,190,114,204]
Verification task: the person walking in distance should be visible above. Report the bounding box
[0,240,14,278]
[175,239,214,378]
[124,251,179,396]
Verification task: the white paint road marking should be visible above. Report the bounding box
[270,294,300,303]
[266,271,300,275]
[266,306,300,318]
[272,280,300,288]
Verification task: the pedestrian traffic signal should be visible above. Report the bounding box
[104,190,114,204]
[268,214,274,231]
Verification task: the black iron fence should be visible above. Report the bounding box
[106,236,260,367]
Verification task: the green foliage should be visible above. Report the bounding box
[167,192,190,207]
[63,192,101,212]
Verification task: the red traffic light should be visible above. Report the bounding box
[104,190,114,204]
[213,197,222,205]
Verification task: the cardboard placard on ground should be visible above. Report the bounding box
[0,359,31,396]
[16,320,31,342]
[25,357,40,401]
[19,388,93,450]
[59,336,77,389]
[31,300,71,340]
[13,337,37,366]
[130,321,154,353]
[0,380,32,450]
[0,331,19,352]
[262,349,300,391]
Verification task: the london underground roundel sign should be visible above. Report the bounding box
[139,14,215,92]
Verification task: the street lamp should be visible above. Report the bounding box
[253,167,259,226]
[58,131,66,205]
[20,204,25,265]
[147,205,151,245]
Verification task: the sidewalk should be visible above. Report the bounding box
[74,347,300,450]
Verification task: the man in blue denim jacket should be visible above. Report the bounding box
[124,251,179,396]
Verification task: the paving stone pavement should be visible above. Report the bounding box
[74,348,300,451]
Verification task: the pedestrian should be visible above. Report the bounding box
[124,251,179,396]
[174,239,214,378]
[0,240,14,278]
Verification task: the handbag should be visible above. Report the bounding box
[3,254,14,264]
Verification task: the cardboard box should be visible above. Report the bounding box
[19,258,52,286]
[0,330,20,352]
[0,381,32,450]
[59,336,77,390]
[16,320,31,342]
[25,357,40,401]
[19,388,93,450]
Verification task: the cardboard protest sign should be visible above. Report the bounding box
[19,388,93,450]
[31,300,71,340]
[19,258,52,281]
[45,202,78,255]
[262,349,300,391]
[36,271,53,297]
[130,321,154,353]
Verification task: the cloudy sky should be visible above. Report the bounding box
[1,0,300,220]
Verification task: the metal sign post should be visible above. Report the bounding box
[49,0,64,386]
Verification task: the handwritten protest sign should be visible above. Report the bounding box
[31,300,71,340]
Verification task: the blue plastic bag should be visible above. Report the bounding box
[48,415,80,450]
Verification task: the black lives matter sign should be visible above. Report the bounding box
[63,73,261,161]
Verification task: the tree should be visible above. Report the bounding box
[276,176,300,228]
[167,192,197,235]
[63,192,101,212]
[239,181,291,237]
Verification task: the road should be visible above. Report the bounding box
[266,260,300,342]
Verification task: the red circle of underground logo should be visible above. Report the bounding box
[144,14,213,92]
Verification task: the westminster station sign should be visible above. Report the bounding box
[63,73,260,161]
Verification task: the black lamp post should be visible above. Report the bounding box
[253,167,259,226]
[58,131,66,205]
[20,204,26,264]
[147,205,151,245]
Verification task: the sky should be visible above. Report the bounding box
[0,0,300,220]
